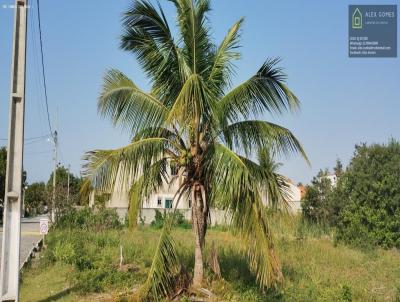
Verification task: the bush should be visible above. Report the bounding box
[55,207,122,231]
[150,209,191,229]
[339,284,352,302]
[301,169,334,225]
[41,228,139,295]
[73,268,134,293]
[335,140,400,248]
[150,209,165,229]
[301,140,400,249]
[53,241,76,265]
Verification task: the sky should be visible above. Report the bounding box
[0,0,399,185]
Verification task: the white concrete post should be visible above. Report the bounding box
[0,0,28,301]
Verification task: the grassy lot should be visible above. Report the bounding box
[20,216,400,301]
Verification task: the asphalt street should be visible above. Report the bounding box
[0,215,47,269]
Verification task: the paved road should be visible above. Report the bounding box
[0,215,48,269]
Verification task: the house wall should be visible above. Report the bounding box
[139,208,230,226]
[318,174,338,187]
[92,166,303,222]
[287,182,302,213]
[262,182,302,213]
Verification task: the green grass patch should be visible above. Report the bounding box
[21,216,400,301]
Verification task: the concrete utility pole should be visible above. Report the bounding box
[51,130,57,222]
[0,1,29,301]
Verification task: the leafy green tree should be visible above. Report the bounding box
[47,165,82,198]
[335,140,400,248]
[84,0,307,296]
[301,170,334,225]
[334,158,343,177]
[24,182,47,216]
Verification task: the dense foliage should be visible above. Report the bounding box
[302,140,400,249]
[150,209,191,229]
[47,165,82,200]
[24,182,47,216]
[301,170,334,225]
[335,140,400,248]
[55,207,122,231]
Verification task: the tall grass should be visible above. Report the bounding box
[21,213,400,301]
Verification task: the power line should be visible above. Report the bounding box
[29,4,48,135]
[36,0,53,138]
[0,134,51,141]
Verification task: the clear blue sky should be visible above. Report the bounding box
[0,0,399,185]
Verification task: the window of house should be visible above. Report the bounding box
[170,164,179,176]
[165,198,173,209]
[157,197,162,207]
[188,199,192,208]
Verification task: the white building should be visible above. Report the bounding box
[90,167,302,223]
[318,173,338,187]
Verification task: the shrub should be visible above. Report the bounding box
[73,268,134,293]
[150,209,191,229]
[42,228,138,295]
[150,209,165,229]
[55,207,122,231]
[335,140,400,248]
[301,169,334,225]
[339,284,352,302]
[53,241,76,264]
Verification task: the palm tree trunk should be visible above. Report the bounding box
[192,183,208,288]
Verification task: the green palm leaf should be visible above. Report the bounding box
[121,0,190,104]
[83,138,170,192]
[204,143,283,287]
[207,18,243,95]
[99,69,168,136]
[219,58,300,123]
[136,216,179,301]
[128,159,168,229]
[221,120,309,162]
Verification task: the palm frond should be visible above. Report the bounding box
[137,215,179,301]
[82,138,170,192]
[257,149,292,212]
[167,74,216,129]
[170,0,212,76]
[219,58,300,123]
[220,120,309,162]
[203,143,283,287]
[99,69,168,136]
[203,143,257,209]
[79,177,93,204]
[121,0,190,105]
[232,198,283,287]
[207,18,243,95]
[132,126,186,151]
[128,159,168,229]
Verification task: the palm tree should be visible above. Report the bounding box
[84,0,307,298]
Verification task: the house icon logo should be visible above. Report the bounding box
[352,8,362,29]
